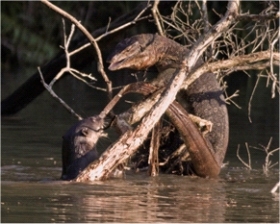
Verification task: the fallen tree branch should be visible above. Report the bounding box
[181,51,279,94]
[75,0,240,181]
[148,121,161,176]
[147,50,279,97]
[75,67,187,181]
[236,11,280,22]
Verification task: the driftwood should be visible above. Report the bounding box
[75,67,187,181]
[73,77,220,181]
[74,0,240,182]
[148,120,161,176]
[6,1,278,181]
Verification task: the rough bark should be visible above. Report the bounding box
[75,0,240,181]
[101,80,221,177]
[75,67,187,182]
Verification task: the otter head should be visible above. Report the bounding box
[61,116,106,180]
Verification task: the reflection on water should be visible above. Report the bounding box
[1,113,279,222]
[1,168,279,222]
[1,72,279,223]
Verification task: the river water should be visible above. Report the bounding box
[1,71,279,222]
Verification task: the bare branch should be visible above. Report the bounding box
[75,66,188,181]
[182,51,280,91]
[152,0,165,36]
[269,30,280,98]
[236,11,280,22]
[37,0,277,181]
[237,137,279,173]
[37,18,94,120]
[148,121,161,176]
[271,181,280,194]
[202,0,210,33]
[262,137,280,175]
[49,21,75,87]
[41,0,113,100]
[184,0,240,71]
[38,67,82,120]
[225,89,242,109]
[236,143,252,170]
[69,4,151,57]
[75,0,241,181]
[96,3,151,42]
[248,74,261,123]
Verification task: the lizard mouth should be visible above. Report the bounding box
[108,53,139,71]
[108,58,126,71]
[107,33,156,71]
[107,40,143,71]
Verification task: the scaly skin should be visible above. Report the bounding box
[107,33,229,176]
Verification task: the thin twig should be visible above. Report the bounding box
[41,0,113,101]
[245,137,279,174]
[49,20,97,89]
[38,67,83,120]
[248,74,261,123]
[271,181,280,194]
[96,7,151,42]
[236,144,252,170]
[225,89,242,109]
[152,0,164,36]
[269,30,280,98]
[263,147,279,174]
[38,17,97,120]
[262,137,280,174]
[202,0,210,33]
[236,11,280,21]
[182,51,280,91]
[69,6,151,57]
[49,21,75,88]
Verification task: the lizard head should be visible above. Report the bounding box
[107,33,159,71]
[107,33,186,72]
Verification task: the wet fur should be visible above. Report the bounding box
[61,116,105,180]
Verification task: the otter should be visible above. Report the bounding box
[61,116,105,180]
[107,33,229,177]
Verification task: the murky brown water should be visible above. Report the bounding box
[1,71,279,222]
[1,169,278,223]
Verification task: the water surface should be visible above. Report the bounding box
[1,71,279,223]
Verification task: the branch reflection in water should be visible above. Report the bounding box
[49,175,227,222]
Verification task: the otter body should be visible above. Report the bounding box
[61,116,104,180]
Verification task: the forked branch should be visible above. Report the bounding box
[75,0,240,181]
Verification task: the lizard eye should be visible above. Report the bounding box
[124,45,132,52]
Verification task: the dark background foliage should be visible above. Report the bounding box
[1,1,279,152]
